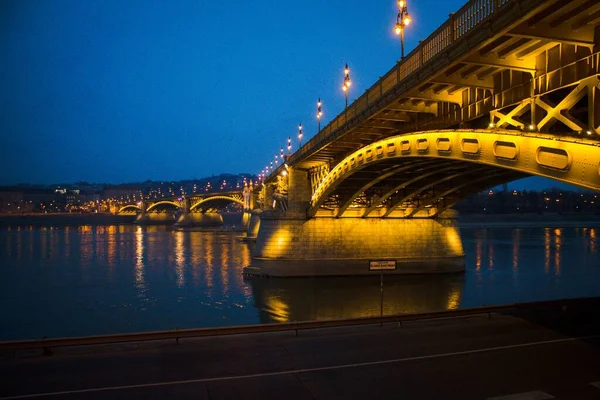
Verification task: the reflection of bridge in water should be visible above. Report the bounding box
[244,0,600,277]
[247,274,464,323]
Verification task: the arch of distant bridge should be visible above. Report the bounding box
[189,195,244,211]
[309,129,600,218]
[118,195,244,214]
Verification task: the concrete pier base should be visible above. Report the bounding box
[242,212,261,241]
[134,213,176,225]
[245,215,465,277]
[173,212,224,228]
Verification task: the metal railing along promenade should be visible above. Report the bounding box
[0,297,596,353]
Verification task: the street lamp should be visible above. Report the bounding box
[317,98,323,132]
[298,123,303,147]
[343,63,351,108]
[395,0,412,59]
[287,137,292,154]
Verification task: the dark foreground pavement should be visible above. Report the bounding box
[2,301,600,400]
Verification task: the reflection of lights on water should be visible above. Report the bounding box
[554,228,562,276]
[512,229,520,272]
[446,288,461,310]
[220,243,229,291]
[204,235,214,289]
[175,231,185,287]
[544,228,551,273]
[107,226,116,276]
[590,228,597,254]
[265,297,289,322]
[488,242,494,270]
[475,232,482,271]
[135,226,146,294]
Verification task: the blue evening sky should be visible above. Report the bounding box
[0,0,577,190]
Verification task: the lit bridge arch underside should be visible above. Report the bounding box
[117,205,141,214]
[309,129,600,218]
[145,201,181,213]
[189,196,244,213]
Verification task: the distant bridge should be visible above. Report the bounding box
[116,191,246,215]
[115,190,251,227]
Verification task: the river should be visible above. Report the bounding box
[0,223,599,340]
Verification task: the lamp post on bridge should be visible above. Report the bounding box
[298,123,303,147]
[342,63,351,108]
[317,98,323,132]
[395,0,412,59]
[287,137,292,154]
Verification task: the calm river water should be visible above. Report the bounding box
[1,223,599,340]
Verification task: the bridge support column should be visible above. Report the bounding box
[174,198,193,227]
[134,201,150,224]
[243,210,261,241]
[174,212,224,228]
[245,215,465,277]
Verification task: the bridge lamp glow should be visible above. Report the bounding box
[395,0,411,59]
[343,63,352,108]
[317,98,323,132]
[298,123,303,147]
[287,137,292,153]
[281,170,288,177]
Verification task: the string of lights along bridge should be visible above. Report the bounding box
[256,1,412,183]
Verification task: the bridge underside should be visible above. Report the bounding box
[312,157,526,219]
[309,130,600,218]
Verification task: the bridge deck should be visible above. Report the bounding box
[267,0,599,176]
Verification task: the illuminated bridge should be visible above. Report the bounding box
[245,0,600,277]
[117,190,251,227]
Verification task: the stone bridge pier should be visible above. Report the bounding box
[246,167,465,277]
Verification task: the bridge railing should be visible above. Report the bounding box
[287,0,513,169]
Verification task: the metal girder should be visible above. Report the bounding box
[372,111,412,122]
[430,75,494,90]
[461,54,536,74]
[548,0,600,28]
[382,166,488,217]
[491,100,530,129]
[536,81,589,132]
[508,23,596,48]
[360,164,461,217]
[334,159,438,217]
[515,40,554,60]
[382,102,439,115]
[402,92,463,105]
[406,169,512,217]
[497,38,539,59]
[360,120,402,130]
[572,9,600,30]
[432,171,528,217]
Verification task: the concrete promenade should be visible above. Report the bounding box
[2,300,600,399]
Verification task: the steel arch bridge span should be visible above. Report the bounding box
[145,201,182,213]
[189,195,244,212]
[117,205,141,214]
[309,129,600,218]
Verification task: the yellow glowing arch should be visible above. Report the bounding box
[310,129,600,217]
